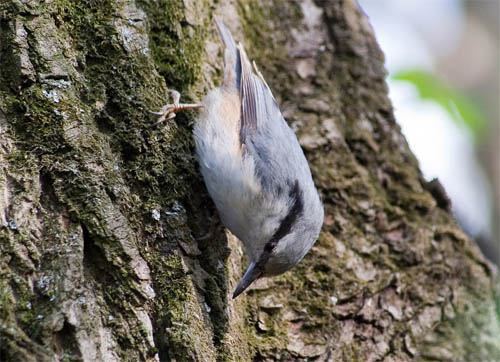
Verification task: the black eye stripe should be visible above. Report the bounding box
[269,180,303,245]
[255,180,304,270]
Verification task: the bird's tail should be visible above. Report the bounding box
[214,17,241,90]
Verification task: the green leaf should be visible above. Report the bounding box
[391,69,486,140]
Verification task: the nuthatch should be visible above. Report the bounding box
[156,19,323,298]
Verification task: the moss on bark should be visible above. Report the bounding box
[0,0,498,361]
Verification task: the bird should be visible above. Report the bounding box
[154,19,324,299]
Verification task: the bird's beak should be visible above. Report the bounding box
[233,262,262,299]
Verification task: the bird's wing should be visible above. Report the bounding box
[214,20,307,186]
[238,43,281,144]
[214,18,280,145]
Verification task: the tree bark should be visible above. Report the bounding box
[1,0,499,361]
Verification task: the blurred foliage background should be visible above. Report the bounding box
[359,0,499,265]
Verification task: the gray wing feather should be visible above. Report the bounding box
[215,18,240,89]
[214,19,279,142]
[238,43,280,143]
[237,44,312,192]
[214,17,237,52]
[214,20,311,191]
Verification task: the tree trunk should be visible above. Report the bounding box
[1,0,498,361]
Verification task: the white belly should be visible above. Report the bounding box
[193,88,285,261]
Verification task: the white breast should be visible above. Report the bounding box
[193,88,285,261]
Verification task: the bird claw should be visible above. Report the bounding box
[150,89,203,127]
[149,110,166,116]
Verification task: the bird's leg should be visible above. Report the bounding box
[150,89,203,127]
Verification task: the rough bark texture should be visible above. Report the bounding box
[0,0,499,361]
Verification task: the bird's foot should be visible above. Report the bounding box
[149,89,202,127]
